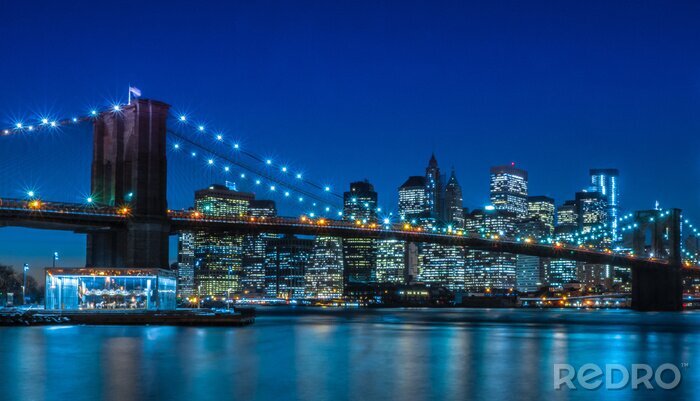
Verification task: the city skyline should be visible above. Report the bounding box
[0,1,699,272]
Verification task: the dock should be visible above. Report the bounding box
[0,308,255,327]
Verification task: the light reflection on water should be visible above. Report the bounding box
[0,308,698,401]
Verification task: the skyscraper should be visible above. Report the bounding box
[575,190,608,234]
[376,239,406,283]
[398,176,429,223]
[342,180,378,284]
[555,200,578,235]
[305,236,344,299]
[527,196,555,235]
[590,168,620,242]
[464,208,518,291]
[490,164,528,219]
[192,184,253,296]
[265,235,314,300]
[176,231,195,298]
[425,153,444,221]
[242,200,278,295]
[444,168,465,228]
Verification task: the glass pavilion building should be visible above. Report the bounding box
[45,268,177,310]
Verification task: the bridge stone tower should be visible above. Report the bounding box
[86,99,170,268]
[631,208,683,311]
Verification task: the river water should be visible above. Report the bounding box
[0,308,698,401]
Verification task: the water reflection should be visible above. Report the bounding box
[0,308,698,401]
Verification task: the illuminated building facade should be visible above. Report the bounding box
[376,239,406,283]
[555,200,578,235]
[425,154,444,221]
[464,208,518,290]
[419,244,465,291]
[516,255,542,293]
[193,184,253,296]
[544,259,577,288]
[490,164,528,219]
[305,236,344,299]
[176,231,195,297]
[242,200,278,294]
[444,169,465,228]
[527,196,555,235]
[398,176,429,223]
[575,190,608,234]
[590,168,620,242]
[342,180,378,284]
[265,235,313,299]
[45,268,176,310]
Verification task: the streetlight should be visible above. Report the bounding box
[52,252,59,268]
[22,263,29,305]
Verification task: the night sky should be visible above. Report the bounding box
[0,0,699,276]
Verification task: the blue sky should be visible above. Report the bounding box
[0,0,699,275]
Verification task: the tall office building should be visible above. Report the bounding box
[425,154,444,221]
[342,181,378,284]
[265,235,314,300]
[590,168,620,242]
[398,176,429,223]
[176,231,196,297]
[444,169,465,228]
[515,213,549,293]
[305,236,344,299]
[193,184,253,296]
[242,200,278,294]
[545,259,578,288]
[490,164,528,219]
[419,243,465,291]
[464,208,518,291]
[516,254,542,293]
[575,190,608,234]
[376,239,406,283]
[555,200,578,235]
[527,196,555,235]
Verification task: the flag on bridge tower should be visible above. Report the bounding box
[128,86,142,104]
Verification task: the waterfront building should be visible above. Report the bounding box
[264,235,314,300]
[242,200,278,295]
[544,259,578,288]
[176,231,195,297]
[342,180,378,284]
[490,164,528,219]
[516,255,542,293]
[305,236,344,299]
[45,268,176,310]
[376,239,406,284]
[464,208,518,291]
[192,184,253,296]
[419,243,465,291]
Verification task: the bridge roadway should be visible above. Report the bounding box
[0,199,696,272]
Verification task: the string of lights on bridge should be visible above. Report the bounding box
[166,109,397,222]
[2,102,698,264]
[0,102,396,221]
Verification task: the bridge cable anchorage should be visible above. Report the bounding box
[169,112,343,198]
[167,128,343,215]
